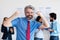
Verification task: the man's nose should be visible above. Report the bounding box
[29,13,32,15]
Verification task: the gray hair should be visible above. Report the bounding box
[24,5,35,11]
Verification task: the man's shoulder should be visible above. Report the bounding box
[32,20,40,24]
[14,17,26,20]
[53,21,58,25]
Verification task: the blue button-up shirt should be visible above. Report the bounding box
[11,17,41,40]
[50,20,60,36]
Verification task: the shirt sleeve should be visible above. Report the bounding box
[53,22,58,33]
[57,23,60,33]
[11,17,20,27]
[36,22,42,29]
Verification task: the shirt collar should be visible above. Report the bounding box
[52,20,57,23]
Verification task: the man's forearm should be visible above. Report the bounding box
[9,11,20,21]
[3,11,20,27]
[41,15,49,27]
[37,11,49,27]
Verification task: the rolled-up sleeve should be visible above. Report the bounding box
[37,22,42,29]
[11,18,20,27]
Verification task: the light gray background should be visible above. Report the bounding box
[0,0,60,40]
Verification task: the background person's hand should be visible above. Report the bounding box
[10,28,13,33]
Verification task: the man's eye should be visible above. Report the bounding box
[31,12,34,13]
[26,12,29,13]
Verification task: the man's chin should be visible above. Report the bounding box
[27,18,33,20]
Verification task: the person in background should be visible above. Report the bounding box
[1,17,14,40]
[34,16,44,40]
[48,13,60,40]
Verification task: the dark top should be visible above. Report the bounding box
[1,24,14,39]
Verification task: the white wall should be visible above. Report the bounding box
[0,0,60,40]
[0,0,60,24]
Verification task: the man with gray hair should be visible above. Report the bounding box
[3,5,49,40]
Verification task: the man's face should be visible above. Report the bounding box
[25,8,34,20]
[50,17,53,22]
